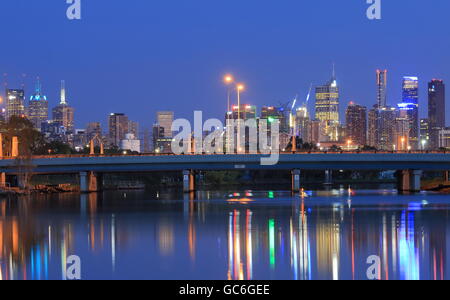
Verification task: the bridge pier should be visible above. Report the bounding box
[398,170,422,193]
[80,172,103,193]
[291,169,301,192]
[0,173,5,188]
[444,171,450,182]
[183,170,195,193]
[324,170,333,185]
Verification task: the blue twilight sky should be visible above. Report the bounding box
[0,0,449,130]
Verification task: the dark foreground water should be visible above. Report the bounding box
[0,187,450,280]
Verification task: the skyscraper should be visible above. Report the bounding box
[376,70,388,108]
[6,89,25,121]
[378,106,397,150]
[52,81,75,132]
[368,106,379,148]
[345,103,367,147]
[428,79,445,149]
[28,79,48,130]
[157,111,174,138]
[108,113,129,148]
[315,71,339,142]
[400,76,419,149]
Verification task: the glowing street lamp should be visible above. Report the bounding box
[223,74,234,112]
[347,139,352,150]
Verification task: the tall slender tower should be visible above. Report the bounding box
[52,80,75,132]
[376,70,387,108]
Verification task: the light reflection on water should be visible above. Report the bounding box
[0,189,449,280]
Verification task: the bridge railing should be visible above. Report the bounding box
[0,150,448,160]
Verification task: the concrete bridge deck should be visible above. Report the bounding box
[0,152,449,193]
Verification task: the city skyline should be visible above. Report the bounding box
[1,1,450,128]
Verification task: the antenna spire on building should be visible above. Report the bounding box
[60,80,67,105]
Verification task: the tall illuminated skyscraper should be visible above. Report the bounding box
[157,111,174,138]
[52,80,75,132]
[399,76,419,149]
[28,79,49,130]
[428,79,445,149]
[345,103,367,146]
[6,89,25,121]
[108,113,129,147]
[315,70,339,141]
[376,70,387,108]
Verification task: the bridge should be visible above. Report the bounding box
[0,152,449,193]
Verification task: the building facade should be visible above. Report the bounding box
[428,79,445,150]
[400,76,419,149]
[345,103,367,147]
[28,80,48,130]
[6,89,25,121]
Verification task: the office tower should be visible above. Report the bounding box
[428,79,445,149]
[157,111,174,138]
[399,76,419,149]
[152,124,172,153]
[128,120,139,138]
[295,106,310,142]
[345,103,367,146]
[315,71,339,141]
[395,113,410,151]
[376,70,388,108]
[419,119,430,150]
[86,122,102,140]
[6,89,25,121]
[108,113,129,147]
[378,106,397,150]
[52,81,75,132]
[368,106,379,148]
[28,79,48,130]
[261,106,288,133]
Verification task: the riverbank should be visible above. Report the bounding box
[422,179,450,193]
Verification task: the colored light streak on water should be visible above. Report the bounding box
[398,211,420,280]
[246,210,253,280]
[227,213,233,280]
[269,219,275,268]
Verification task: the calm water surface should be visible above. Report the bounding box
[1,187,450,280]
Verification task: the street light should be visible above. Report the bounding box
[236,83,245,153]
[421,139,427,151]
[223,74,234,112]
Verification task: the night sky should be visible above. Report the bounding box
[1,0,449,129]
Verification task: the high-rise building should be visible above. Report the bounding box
[52,81,75,132]
[345,103,367,147]
[378,106,397,150]
[420,118,430,150]
[400,76,419,149]
[108,113,129,147]
[428,79,445,149]
[368,106,379,148]
[157,111,174,138]
[295,106,310,142]
[6,89,25,121]
[28,79,48,130]
[376,70,388,108]
[315,72,339,142]
[260,106,288,133]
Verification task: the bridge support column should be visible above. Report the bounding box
[0,173,5,188]
[183,170,195,193]
[291,169,301,192]
[80,172,102,193]
[398,170,422,193]
[324,170,333,185]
